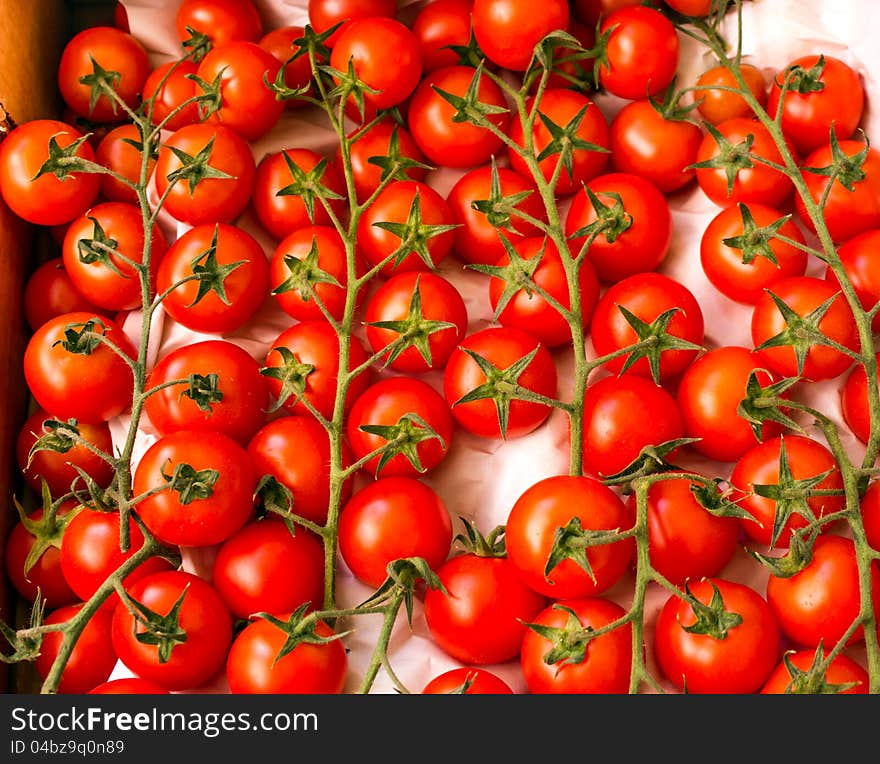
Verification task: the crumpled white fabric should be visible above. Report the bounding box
[106,0,875,693]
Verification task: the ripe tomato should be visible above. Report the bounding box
[423,550,546,664]
[23,311,136,424]
[59,508,173,613]
[675,346,784,463]
[338,476,453,588]
[729,434,845,547]
[144,339,269,445]
[155,222,270,335]
[195,41,284,141]
[422,667,514,694]
[573,0,645,26]
[62,201,168,312]
[0,120,100,226]
[695,117,794,208]
[597,6,678,100]
[471,0,570,72]
[761,650,869,694]
[95,124,156,205]
[565,172,671,283]
[627,476,739,585]
[589,271,703,381]
[840,354,877,445]
[36,604,117,694]
[89,678,170,694]
[176,0,263,49]
[520,597,632,694]
[767,55,864,156]
[508,89,610,196]
[654,578,781,694]
[446,163,546,267]
[259,26,316,107]
[246,414,353,526]
[766,533,880,649]
[408,65,510,169]
[57,26,150,123]
[825,229,880,332]
[154,123,256,226]
[212,517,325,619]
[142,60,200,132]
[23,258,103,332]
[861,480,880,551]
[609,99,703,193]
[346,377,454,478]
[489,237,599,349]
[364,271,468,373]
[443,326,558,439]
[226,616,347,694]
[505,475,634,599]
[263,320,370,420]
[412,0,475,73]
[796,139,880,244]
[16,408,115,497]
[133,430,258,547]
[750,275,859,382]
[700,202,808,304]
[307,0,398,47]
[664,0,713,15]
[112,570,233,691]
[357,180,455,274]
[695,63,767,125]
[581,374,683,478]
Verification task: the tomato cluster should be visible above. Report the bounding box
[2,0,879,696]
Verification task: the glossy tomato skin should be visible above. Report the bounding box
[761,651,869,694]
[95,124,156,204]
[508,89,610,196]
[176,0,263,47]
[89,678,171,694]
[0,120,100,226]
[654,578,781,694]
[490,237,599,349]
[58,26,150,123]
[627,477,739,586]
[23,258,103,332]
[144,339,269,445]
[422,667,514,694]
[36,604,117,694]
[154,123,256,226]
[338,476,453,588]
[767,55,864,156]
[505,475,634,599]
[444,326,558,439]
[259,26,316,107]
[227,616,347,694]
[597,6,678,100]
[695,64,767,125]
[23,311,136,424]
[581,375,684,478]
[472,0,569,72]
[212,517,325,619]
[246,415,353,526]
[825,229,880,332]
[750,275,859,382]
[766,534,880,649]
[423,553,546,665]
[112,570,233,691]
[408,65,510,169]
[365,271,468,373]
[565,172,671,283]
[861,481,880,551]
[142,60,200,132]
[412,0,475,73]
[307,0,398,47]
[133,430,258,547]
[446,164,546,267]
[609,100,703,193]
[590,271,703,381]
[156,223,270,335]
[520,598,632,694]
[675,345,783,463]
[730,434,845,547]
[840,354,877,445]
[700,203,808,304]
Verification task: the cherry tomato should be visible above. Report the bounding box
[730,434,845,548]
[695,63,767,125]
[112,570,233,691]
[443,326,558,439]
[422,667,514,694]
[654,578,781,694]
[520,597,632,694]
[840,354,878,445]
[307,0,398,47]
[176,0,263,49]
[133,430,258,547]
[23,311,136,424]
[573,0,646,26]
[412,0,475,73]
[259,26,316,108]
[472,0,570,72]
[89,678,171,694]
[338,476,453,588]
[861,480,880,551]
[761,650,869,694]
[23,258,103,332]
[825,229,880,332]
[95,123,156,205]
[212,517,325,619]
[142,60,200,132]
[505,475,634,599]
[664,0,713,15]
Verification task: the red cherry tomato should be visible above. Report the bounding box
[761,650,868,694]
[95,123,156,205]
[422,667,514,694]
[307,0,398,47]
[412,0,475,73]
[825,229,880,332]
[695,63,767,125]
[89,678,171,694]
[142,60,200,132]
[176,0,263,49]
[840,354,878,445]
[471,0,570,72]
[23,258,103,332]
